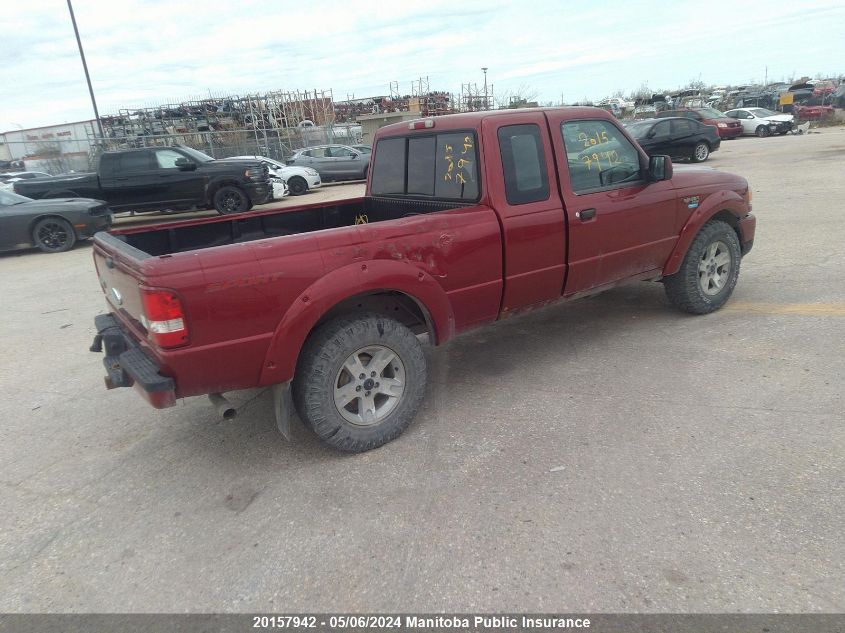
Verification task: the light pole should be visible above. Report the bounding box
[66,0,104,138]
[481,67,489,110]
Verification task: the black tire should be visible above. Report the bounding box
[293,312,427,452]
[287,176,308,196]
[663,220,741,314]
[213,185,250,215]
[691,141,710,163]
[755,125,770,138]
[32,217,76,253]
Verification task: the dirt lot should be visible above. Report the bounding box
[1,129,843,612]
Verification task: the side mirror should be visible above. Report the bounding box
[175,157,196,171]
[648,155,672,182]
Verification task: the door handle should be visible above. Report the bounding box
[576,208,596,220]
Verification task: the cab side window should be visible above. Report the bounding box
[561,120,642,193]
[118,151,152,173]
[154,149,184,169]
[497,124,549,205]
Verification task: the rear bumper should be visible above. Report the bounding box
[739,213,756,255]
[719,127,742,139]
[90,313,176,408]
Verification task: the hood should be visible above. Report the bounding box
[209,158,262,168]
[763,113,793,122]
[671,164,747,191]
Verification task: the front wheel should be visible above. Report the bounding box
[213,185,250,214]
[33,217,76,253]
[663,220,741,314]
[691,142,710,163]
[293,313,427,452]
[287,176,308,196]
[755,125,770,138]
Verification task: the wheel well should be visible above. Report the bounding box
[709,210,742,243]
[28,214,76,239]
[312,291,434,340]
[207,180,242,203]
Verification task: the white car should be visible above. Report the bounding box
[597,97,635,110]
[229,156,321,196]
[723,107,794,137]
[271,179,289,200]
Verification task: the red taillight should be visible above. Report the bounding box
[139,287,189,348]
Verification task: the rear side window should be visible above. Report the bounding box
[497,124,549,205]
[407,136,436,195]
[370,137,406,195]
[371,132,479,201]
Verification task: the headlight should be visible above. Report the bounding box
[717,123,728,128]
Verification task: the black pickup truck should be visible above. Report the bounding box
[14,145,272,215]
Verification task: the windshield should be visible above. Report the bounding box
[697,108,726,118]
[178,146,214,162]
[750,108,777,117]
[0,190,33,205]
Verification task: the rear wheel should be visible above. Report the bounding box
[287,176,308,196]
[755,125,770,138]
[691,142,710,163]
[663,220,741,314]
[32,217,76,253]
[293,313,427,452]
[213,185,249,214]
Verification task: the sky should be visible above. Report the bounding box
[1,0,844,131]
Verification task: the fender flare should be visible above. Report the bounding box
[257,259,455,386]
[662,191,747,276]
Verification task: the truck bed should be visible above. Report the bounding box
[110,196,470,256]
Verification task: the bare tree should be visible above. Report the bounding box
[496,84,539,109]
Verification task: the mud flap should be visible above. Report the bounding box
[273,382,293,440]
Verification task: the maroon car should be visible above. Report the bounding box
[793,104,835,120]
[656,107,743,139]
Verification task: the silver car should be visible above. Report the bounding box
[286,144,370,181]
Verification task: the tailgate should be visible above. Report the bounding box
[92,232,151,339]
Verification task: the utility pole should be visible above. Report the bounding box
[481,67,489,110]
[66,0,104,138]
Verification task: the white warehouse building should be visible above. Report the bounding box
[0,120,97,175]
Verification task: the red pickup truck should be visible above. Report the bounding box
[90,107,756,452]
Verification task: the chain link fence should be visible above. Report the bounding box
[2,124,363,175]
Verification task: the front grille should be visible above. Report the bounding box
[89,205,112,216]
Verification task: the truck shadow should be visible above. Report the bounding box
[194,280,693,465]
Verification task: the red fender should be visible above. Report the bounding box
[257,259,455,386]
[662,190,747,276]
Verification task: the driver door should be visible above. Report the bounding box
[548,115,679,295]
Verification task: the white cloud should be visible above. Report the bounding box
[1,0,843,129]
